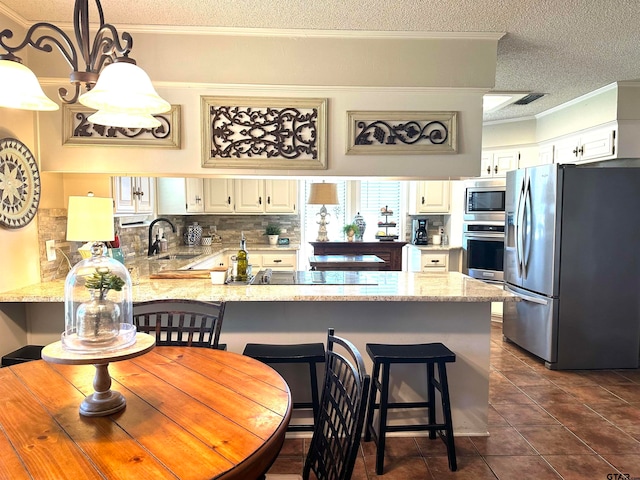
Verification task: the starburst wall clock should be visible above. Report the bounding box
[0,138,41,229]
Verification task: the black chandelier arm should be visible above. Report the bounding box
[58,83,82,105]
[0,23,79,70]
[89,24,133,72]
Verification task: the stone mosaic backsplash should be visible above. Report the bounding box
[37,209,301,282]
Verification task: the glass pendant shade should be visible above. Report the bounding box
[87,110,161,129]
[0,59,59,111]
[79,61,170,115]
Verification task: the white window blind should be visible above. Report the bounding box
[358,181,401,241]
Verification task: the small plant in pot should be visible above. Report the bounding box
[343,223,359,242]
[264,224,282,245]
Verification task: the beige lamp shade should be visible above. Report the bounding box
[307,182,339,205]
[66,195,115,242]
[0,59,59,111]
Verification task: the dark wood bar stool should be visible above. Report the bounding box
[364,342,457,474]
[243,342,325,432]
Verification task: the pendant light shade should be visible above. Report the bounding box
[0,59,59,111]
[87,110,161,129]
[79,61,170,115]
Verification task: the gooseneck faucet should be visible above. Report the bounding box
[147,217,176,256]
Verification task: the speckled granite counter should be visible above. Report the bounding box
[0,271,512,436]
[0,271,514,303]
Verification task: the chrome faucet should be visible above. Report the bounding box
[147,217,176,256]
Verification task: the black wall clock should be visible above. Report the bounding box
[0,137,41,229]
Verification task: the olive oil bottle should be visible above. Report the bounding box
[236,232,248,281]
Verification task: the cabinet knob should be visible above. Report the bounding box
[421,196,425,205]
[494,165,498,174]
[267,196,271,204]
[259,196,262,205]
[487,166,491,174]
[431,259,440,263]
[227,196,231,205]
[274,259,282,263]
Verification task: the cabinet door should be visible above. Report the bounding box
[579,127,615,162]
[480,152,494,177]
[203,179,234,213]
[493,151,519,176]
[234,179,265,213]
[185,178,204,213]
[135,177,154,213]
[265,180,297,214]
[113,177,136,214]
[415,181,450,213]
[420,252,448,272]
[536,144,554,166]
[553,135,581,164]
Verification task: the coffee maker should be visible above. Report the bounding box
[412,218,428,245]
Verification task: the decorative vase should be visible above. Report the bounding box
[184,222,203,246]
[353,212,366,241]
[347,230,355,242]
[268,234,279,246]
[76,290,121,344]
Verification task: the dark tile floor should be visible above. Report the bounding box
[267,322,640,479]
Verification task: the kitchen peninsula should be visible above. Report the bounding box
[0,268,514,436]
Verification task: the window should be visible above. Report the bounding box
[301,180,404,268]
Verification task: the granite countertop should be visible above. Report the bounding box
[0,271,517,303]
[408,245,462,251]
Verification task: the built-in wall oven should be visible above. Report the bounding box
[463,222,505,283]
[464,178,506,222]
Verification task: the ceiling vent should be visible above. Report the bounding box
[513,93,545,105]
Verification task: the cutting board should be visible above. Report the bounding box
[149,269,224,279]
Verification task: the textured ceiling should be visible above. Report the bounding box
[2,0,640,122]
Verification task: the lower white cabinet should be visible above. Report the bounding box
[408,246,461,273]
[232,249,298,271]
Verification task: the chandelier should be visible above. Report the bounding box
[0,0,170,128]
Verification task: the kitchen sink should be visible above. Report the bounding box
[156,254,201,261]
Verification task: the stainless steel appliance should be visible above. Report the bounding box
[462,222,504,283]
[464,178,506,222]
[412,218,428,245]
[503,163,640,369]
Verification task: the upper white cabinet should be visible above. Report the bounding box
[410,181,450,214]
[157,178,205,214]
[203,179,235,213]
[113,176,154,214]
[553,126,615,164]
[157,178,298,215]
[480,149,520,177]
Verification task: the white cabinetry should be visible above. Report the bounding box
[157,178,204,214]
[158,178,298,215]
[553,126,615,164]
[480,150,519,177]
[410,181,450,214]
[113,176,154,214]
[229,248,298,271]
[408,246,461,273]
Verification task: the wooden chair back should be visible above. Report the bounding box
[132,299,225,348]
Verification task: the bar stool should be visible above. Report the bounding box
[364,342,457,474]
[242,342,325,432]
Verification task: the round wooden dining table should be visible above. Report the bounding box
[0,346,292,480]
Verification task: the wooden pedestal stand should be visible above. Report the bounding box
[42,333,155,417]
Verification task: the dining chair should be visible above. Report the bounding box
[132,299,225,348]
[265,328,370,480]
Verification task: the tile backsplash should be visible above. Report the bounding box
[38,209,301,282]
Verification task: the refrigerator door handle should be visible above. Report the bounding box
[505,285,549,306]
[522,177,532,278]
[515,178,526,277]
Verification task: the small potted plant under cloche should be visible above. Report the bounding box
[264,224,282,246]
[343,223,359,242]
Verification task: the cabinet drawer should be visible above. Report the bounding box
[262,254,297,269]
[421,253,448,272]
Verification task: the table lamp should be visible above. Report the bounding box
[63,193,135,353]
[307,182,339,241]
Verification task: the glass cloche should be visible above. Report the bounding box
[63,246,135,353]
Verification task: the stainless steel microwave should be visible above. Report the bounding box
[464,178,507,222]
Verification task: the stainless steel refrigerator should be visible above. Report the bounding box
[503,163,640,369]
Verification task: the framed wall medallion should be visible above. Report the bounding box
[62,104,181,148]
[201,96,327,170]
[346,110,458,155]
[0,138,41,229]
